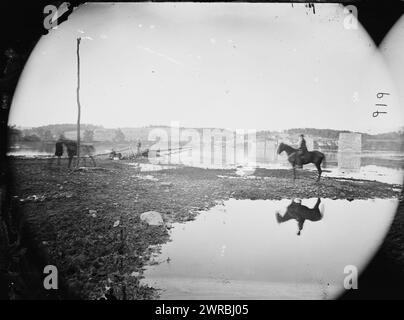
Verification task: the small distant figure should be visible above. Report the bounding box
[136,139,142,155]
[109,149,122,160]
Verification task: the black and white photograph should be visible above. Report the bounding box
[1,0,404,305]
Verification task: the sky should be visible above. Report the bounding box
[9,3,404,133]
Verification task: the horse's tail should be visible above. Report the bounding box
[322,153,327,168]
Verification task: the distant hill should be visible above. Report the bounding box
[20,123,103,140]
[284,128,404,151]
[284,127,404,141]
[284,128,352,140]
[10,124,404,152]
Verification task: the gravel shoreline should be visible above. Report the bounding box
[6,158,403,299]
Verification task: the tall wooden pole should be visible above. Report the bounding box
[76,37,81,168]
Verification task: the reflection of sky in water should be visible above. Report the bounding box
[154,147,404,184]
[141,198,398,300]
[324,165,404,185]
[7,150,53,157]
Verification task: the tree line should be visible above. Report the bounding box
[8,125,127,144]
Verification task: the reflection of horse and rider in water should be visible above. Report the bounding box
[277,134,326,181]
[276,198,324,236]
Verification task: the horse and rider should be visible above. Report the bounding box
[51,136,96,168]
[277,134,326,181]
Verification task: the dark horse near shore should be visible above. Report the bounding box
[277,142,326,181]
[276,198,324,236]
[51,139,96,168]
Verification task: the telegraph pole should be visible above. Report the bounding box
[76,37,81,168]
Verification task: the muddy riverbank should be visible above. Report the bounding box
[4,158,403,299]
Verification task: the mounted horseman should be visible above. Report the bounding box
[277,134,326,181]
[296,134,308,168]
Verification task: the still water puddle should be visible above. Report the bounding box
[126,163,177,172]
[322,165,404,185]
[141,198,398,299]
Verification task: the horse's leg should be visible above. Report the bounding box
[297,219,304,236]
[75,154,80,168]
[68,156,73,168]
[315,163,322,182]
[293,164,296,180]
[314,198,321,209]
[90,156,96,167]
[276,212,293,223]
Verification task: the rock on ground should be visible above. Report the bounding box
[140,211,164,226]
